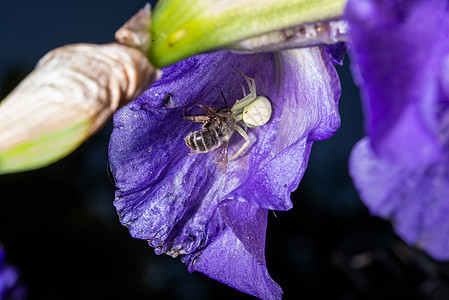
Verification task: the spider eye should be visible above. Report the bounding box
[243,96,272,127]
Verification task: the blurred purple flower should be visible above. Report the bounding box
[0,246,26,300]
[108,49,341,298]
[347,0,449,260]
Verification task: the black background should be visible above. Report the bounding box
[1,1,449,299]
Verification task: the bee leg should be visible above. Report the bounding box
[196,103,216,115]
[183,100,199,116]
[228,124,250,161]
[182,115,210,123]
[187,152,200,155]
[184,100,216,116]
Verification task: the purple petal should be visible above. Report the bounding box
[108,48,340,296]
[190,200,282,299]
[349,138,449,260]
[109,48,340,244]
[0,246,26,300]
[323,42,348,65]
[347,0,449,260]
[346,0,449,166]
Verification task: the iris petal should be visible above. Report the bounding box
[346,0,449,166]
[347,0,449,260]
[109,48,340,297]
[191,200,282,299]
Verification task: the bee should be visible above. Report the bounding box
[183,67,272,168]
[183,96,236,167]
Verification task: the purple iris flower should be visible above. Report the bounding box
[0,246,26,300]
[347,0,449,260]
[108,48,341,298]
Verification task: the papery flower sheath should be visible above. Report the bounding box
[108,48,341,298]
[0,5,158,175]
[347,0,449,260]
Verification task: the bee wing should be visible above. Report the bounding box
[214,141,229,173]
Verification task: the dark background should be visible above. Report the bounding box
[1,1,449,299]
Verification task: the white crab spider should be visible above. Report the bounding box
[226,67,272,161]
[184,67,272,166]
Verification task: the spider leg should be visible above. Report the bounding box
[232,66,257,100]
[239,81,247,97]
[228,124,250,161]
[240,121,248,132]
[242,76,256,99]
[231,67,258,113]
[231,94,257,111]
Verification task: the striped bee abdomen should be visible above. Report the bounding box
[185,128,221,153]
